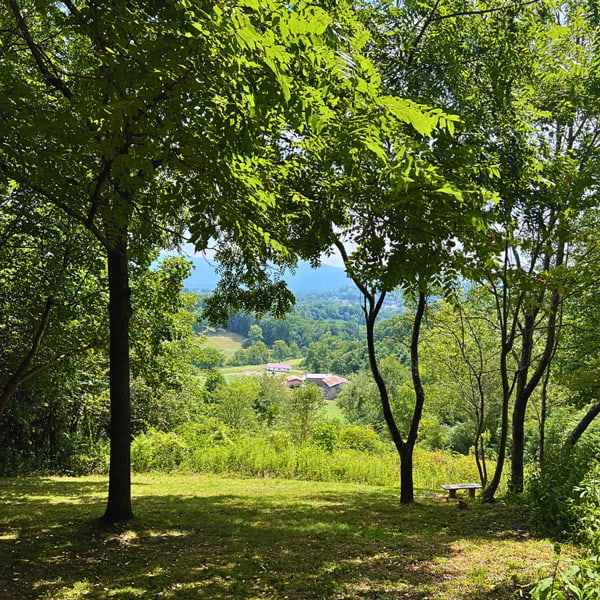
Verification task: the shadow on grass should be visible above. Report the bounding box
[0,477,550,600]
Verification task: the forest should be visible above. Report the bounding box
[2,0,600,598]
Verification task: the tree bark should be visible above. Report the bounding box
[336,240,426,505]
[482,335,511,502]
[399,443,415,504]
[400,291,427,504]
[101,234,133,523]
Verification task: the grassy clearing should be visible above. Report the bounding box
[201,330,245,355]
[0,474,573,600]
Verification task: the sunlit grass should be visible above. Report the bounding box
[201,330,245,355]
[0,474,573,600]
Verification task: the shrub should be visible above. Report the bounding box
[131,430,188,472]
[64,438,109,476]
[530,464,600,600]
[418,416,450,451]
[339,425,383,453]
[128,424,489,492]
[527,439,599,539]
[311,423,339,452]
[413,448,483,491]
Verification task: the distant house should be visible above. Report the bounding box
[285,375,304,389]
[305,373,349,400]
[266,362,292,373]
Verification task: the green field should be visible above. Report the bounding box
[201,329,245,355]
[0,474,572,600]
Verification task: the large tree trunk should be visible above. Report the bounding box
[399,443,415,504]
[101,234,133,523]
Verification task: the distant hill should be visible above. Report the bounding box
[160,255,350,293]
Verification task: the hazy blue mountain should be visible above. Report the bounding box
[160,255,350,293]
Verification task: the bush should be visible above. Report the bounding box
[339,425,383,453]
[530,464,600,600]
[413,448,484,491]
[527,439,600,539]
[576,463,600,554]
[63,438,109,476]
[127,422,488,492]
[418,416,450,451]
[311,423,339,452]
[131,430,188,472]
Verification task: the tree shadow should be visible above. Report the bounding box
[0,478,551,600]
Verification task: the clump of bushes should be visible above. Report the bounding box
[530,462,600,600]
[527,437,600,539]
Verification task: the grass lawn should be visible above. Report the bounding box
[0,474,571,600]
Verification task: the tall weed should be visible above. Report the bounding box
[130,428,483,489]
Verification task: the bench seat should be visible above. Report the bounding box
[441,483,482,499]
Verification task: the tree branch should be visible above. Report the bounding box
[8,0,73,99]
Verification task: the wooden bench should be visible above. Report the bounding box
[441,483,482,499]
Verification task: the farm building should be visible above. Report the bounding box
[305,373,349,400]
[285,375,304,389]
[266,362,292,373]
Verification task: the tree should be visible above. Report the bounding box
[285,93,490,502]
[423,291,504,485]
[337,370,384,430]
[554,214,600,449]
[280,385,324,445]
[247,325,264,346]
[2,0,395,521]
[213,380,260,432]
[271,340,291,362]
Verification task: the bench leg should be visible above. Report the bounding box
[448,489,457,499]
[468,488,476,499]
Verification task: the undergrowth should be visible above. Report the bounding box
[129,426,485,491]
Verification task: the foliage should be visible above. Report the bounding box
[339,425,384,453]
[127,427,483,489]
[311,422,339,452]
[226,306,365,350]
[212,380,260,432]
[228,340,270,366]
[527,435,600,539]
[531,463,600,600]
[280,384,325,445]
[0,196,107,415]
[131,430,188,472]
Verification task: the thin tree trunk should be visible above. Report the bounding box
[400,291,427,505]
[565,398,600,448]
[510,240,564,494]
[0,295,54,414]
[539,368,550,466]
[482,343,511,502]
[101,234,133,523]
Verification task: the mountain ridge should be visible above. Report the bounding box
[160,255,350,293]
